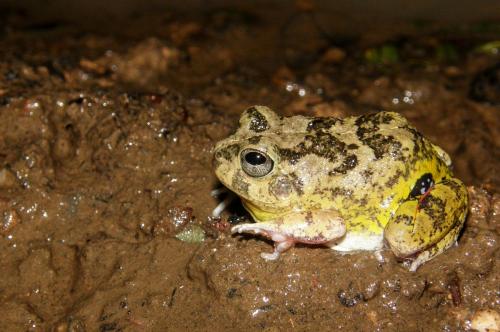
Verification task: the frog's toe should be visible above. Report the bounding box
[374,250,385,263]
[231,223,257,234]
[261,240,295,261]
[231,223,266,235]
[211,191,236,217]
[231,223,288,242]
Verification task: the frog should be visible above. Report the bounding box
[212,106,469,271]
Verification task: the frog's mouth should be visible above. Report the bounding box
[241,199,290,222]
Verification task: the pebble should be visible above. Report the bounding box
[470,309,500,332]
[0,168,18,188]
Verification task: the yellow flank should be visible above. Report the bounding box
[213,106,469,270]
[241,199,279,221]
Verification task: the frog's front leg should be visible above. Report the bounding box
[232,210,346,260]
[385,177,468,271]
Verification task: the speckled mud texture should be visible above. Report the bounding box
[0,4,499,332]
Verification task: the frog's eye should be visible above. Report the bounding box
[240,148,274,177]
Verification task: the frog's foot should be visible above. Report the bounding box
[405,225,461,271]
[231,223,297,260]
[211,187,236,218]
[385,177,468,272]
[232,210,346,260]
[374,250,385,264]
[261,240,295,261]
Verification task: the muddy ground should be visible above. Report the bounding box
[0,4,499,332]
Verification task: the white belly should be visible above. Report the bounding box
[330,232,384,252]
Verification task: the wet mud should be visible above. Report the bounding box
[0,5,499,332]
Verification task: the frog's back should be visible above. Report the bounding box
[314,111,452,233]
[343,111,452,185]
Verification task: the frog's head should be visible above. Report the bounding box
[213,106,324,221]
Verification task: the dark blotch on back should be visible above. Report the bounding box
[385,169,404,188]
[246,107,269,132]
[332,155,358,174]
[278,148,303,165]
[300,132,346,161]
[355,113,405,160]
[401,124,423,154]
[307,118,342,132]
[365,134,403,160]
[279,130,347,164]
[378,112,397,124]
[329,187,353,199]
[355,114,380,140]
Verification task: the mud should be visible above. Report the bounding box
[0,4,499,332]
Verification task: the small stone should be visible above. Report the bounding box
[470,309,500,332]
[321,47,346,64]
[0,168,18,188]
[366,310,378,325]
[1,208,20,235]
[337,284,364,307]
[272,66,296,88]
[467,187,492,229]
[168,22,202,45]
[68,318,86,332]
[53,137,75,161]
[362,280,380,300]
[444,66,462,77]
[0,199,21,235]
[175,225,205,243]
[80,58,107,75]
[490,193,500,230]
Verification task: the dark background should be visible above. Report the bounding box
[2,0,500,26]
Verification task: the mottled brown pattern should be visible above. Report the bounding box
[362,133,403,160]
[215,107,468,274]
[393,214,414,226]
[307,118,342,131]
[385,169,404,188]
[277,147,303,165]
[216,143,240,161]
[329,187,353,198]
[333,154,358,174]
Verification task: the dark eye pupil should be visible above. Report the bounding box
[240,148,274,177]
[245,152,266,165]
